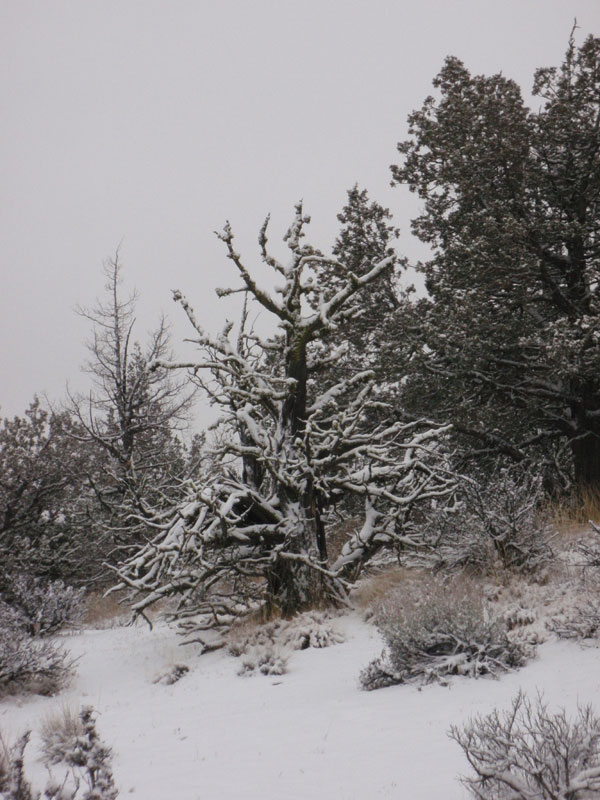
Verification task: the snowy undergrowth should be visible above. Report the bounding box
[360,587,527,690]
[227,610,345,676]
[1,607,600,799]
[452,691,600,799]
[0,706,117,800]
[2,540,600,800]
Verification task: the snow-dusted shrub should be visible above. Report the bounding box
[229,612,344,660]
[360,591,525,690]
[0,731,37,800]
[424,470,554,575]
[0,623,73,697]
[1,576,85,637]
[502,604,537,631]
[451,691,600,799]
[573,520,600,569]
[228,611,344,676]
[40,707,85,766]
[0,601,27,636]
[284,611,345,650]
[152,664,189,686]
[238,644,289,676]
[0,731,12,795]
[1,709,118,800]
[56,707,118,800]
[549,594,600,641]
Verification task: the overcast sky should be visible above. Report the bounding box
[2,0,599,424]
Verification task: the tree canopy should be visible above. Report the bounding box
[392,31,600,487]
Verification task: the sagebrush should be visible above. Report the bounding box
[0,708,118,800]
[451,691,600,799]
[360,586,525,690]
[0,620,73,697]
[0,576,85,637]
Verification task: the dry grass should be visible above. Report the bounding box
[351,567,408,610]
[545,487,600,534]
[352,566,493,615]
[82,590,129,629]
[39,704,84,764]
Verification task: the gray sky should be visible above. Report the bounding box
[2,0,599,423]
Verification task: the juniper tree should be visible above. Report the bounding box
[314,186,401,381]
[114,205,457,642]
[392,30,600,488]
[0,399,97,583]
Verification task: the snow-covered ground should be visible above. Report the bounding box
[1,612,600,800]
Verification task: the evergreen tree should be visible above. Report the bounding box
[315,186,401,381]
[0,399,101,583]
[392,30,600,488]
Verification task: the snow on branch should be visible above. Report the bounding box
[114,206,459,639]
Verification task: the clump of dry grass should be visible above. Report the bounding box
[40,704,85,764]
[545,486,600,534]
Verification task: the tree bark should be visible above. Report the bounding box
[571,431,600,489]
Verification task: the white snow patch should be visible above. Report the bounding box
[1,615,599,799]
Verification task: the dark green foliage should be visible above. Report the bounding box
[314,186,403,382]
[392,31,600,488]
[0,399,104,584]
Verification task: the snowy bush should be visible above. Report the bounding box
[152,664,189,686]
[573,520,600,570]
[284,611,346,650]
[238,644,289,677]
[451,691,600,799]
[549,594,600,641]
[40,707,85,766]
[228,611,344,676]
[360,591,525,690]
[228,611,344,655]
[0,622,73,697]
[423,470,554,575]
[1,709,118,800]
[1,576,85,637]
[0,731,37,800]
[53,707,118,800]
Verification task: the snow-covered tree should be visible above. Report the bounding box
[393,30,600,488]
[114,205,457,643]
